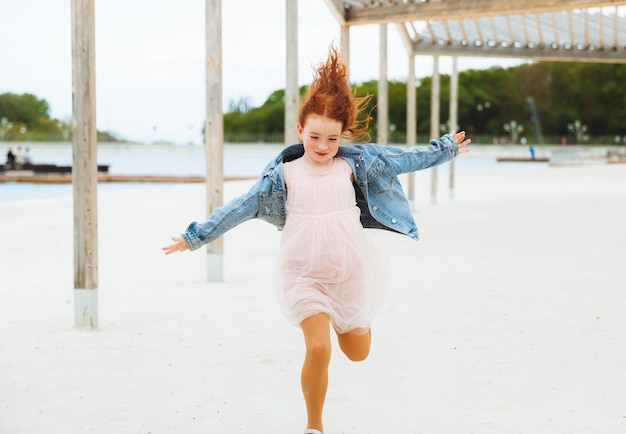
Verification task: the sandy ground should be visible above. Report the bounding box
[1,162,625,434]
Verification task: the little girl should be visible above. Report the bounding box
[163,46,470,434]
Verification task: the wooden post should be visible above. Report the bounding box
[406,52,416,209]
[71,0,98,328]
[340,24,350,79]
[285,0,298,146]
[377,24,388,146]
[449,56,459,199]
[430,55,440,205]
[340,25,352,147]
[205,0,224,281]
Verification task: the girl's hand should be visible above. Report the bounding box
[451,131,471,154]
[162,236,189,255]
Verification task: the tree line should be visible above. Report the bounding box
[224,61,626,145]
[0,92,118,142]
[2,61,625,144]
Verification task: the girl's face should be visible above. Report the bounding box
[297,114,342,166]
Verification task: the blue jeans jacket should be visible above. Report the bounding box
[182,134,459,251]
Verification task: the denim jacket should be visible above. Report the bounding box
[182,134,459,251]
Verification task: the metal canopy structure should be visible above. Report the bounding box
[325,0,626,63]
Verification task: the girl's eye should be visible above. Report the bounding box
[310,135,319,140]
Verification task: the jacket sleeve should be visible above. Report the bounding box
[181,187,261,251]
[383,134,458,174]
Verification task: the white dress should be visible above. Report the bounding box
[274,157,389,335]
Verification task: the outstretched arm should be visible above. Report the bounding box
[378,131,472,175]
[161,177,268,254]
[162,236,189,255]
[452,131,471,154]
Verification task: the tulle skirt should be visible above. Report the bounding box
[274,207,389,335]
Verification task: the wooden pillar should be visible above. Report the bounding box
[406,52,417,209]
[430,55,440,205]
[449,56,459,199]
[377,24,388,146]
[205,0,224,281]
[71,0,98,329]
[285,0,298,145]
[340,25,350,80]
[340,25,351,147]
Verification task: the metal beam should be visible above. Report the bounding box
[345,1,626,24]
[323,0,347,26]
[396,23,414,55]
[413,41,626,63]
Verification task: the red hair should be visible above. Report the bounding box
[298,46,372,142]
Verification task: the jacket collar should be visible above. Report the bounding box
[283,143,365,161]
[262,143,365,177]
[337,144,364,158]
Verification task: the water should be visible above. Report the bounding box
[1,143,279,204]
[1,143,547,204]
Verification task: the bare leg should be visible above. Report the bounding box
[337,328,371,362]
[300,313,331,433]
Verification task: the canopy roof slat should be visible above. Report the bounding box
[474,17,485,45]
[551,12,560,46]
[443,19,453,45]
[489,16,499,46]
[535,14,545,47]
[569,11,575,48]
[599,10,605,47]
[521,14,530,46]
[616,7,621,47]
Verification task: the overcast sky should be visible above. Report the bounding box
[0,0,525,144]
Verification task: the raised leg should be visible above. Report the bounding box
[337,328,371,362]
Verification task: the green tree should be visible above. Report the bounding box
[224,89,287,142]
[0,93,50,127]
[222,62,626,144]
[0,92,122,142]
[332,80,408,143]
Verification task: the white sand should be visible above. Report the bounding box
[1,162,625,434]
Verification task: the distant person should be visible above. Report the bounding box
[162,46,471,434]
[15,147,26,165]
[521,137,535,160]
[24,147,32,164]
[5,148,16,168]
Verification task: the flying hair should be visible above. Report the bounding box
[298,45,373,142]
